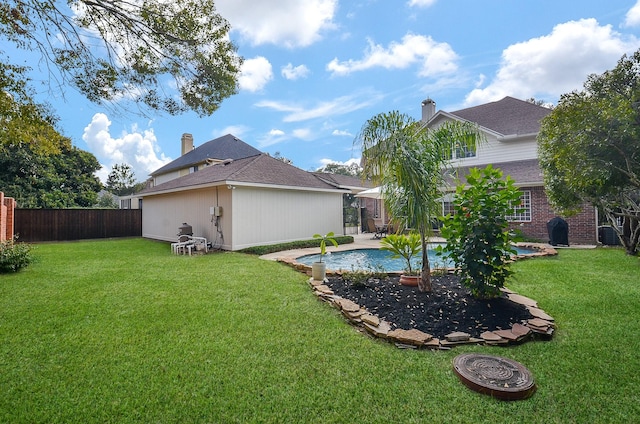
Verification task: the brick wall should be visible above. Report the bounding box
[510,186,597,245]
[1,191,16,242]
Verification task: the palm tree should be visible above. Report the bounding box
[355,111,483,292]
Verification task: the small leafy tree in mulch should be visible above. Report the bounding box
[437,165,523,299]
[0,237,33,273]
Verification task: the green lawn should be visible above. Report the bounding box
[1,239,639,423]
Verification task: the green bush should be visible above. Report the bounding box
[239,236,354,256]
[0,237,33,273]
[437,165,522,298]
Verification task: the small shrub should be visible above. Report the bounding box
[379,233,422,275]
[0,237,33,273]
[342,266,370,288]
[438,165,522,298]
[239,236,354,255]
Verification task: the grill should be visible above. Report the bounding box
[178,223,193,242]
[547,217,569,246]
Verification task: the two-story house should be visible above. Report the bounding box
[424,96,597,245]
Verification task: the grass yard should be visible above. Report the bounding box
[1,238,639,423]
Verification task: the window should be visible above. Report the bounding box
[440,191,531,222]
[443,139,476,160]
[373,199,381,218]
[507,191,532,222]
[120,198,132,209]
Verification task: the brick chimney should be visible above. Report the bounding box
[421,98,436,122]
[181,133,194,155]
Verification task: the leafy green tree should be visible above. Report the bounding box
[106,163,139,196]
[0,62,70,154]
[356,111,483,291]
[1,59,102,208]
[317,162,362,176]
[0,142,102,208]
[1,0,241,116]
[438,166,522,299]
[538,51,640,255]
[95,192,119,209]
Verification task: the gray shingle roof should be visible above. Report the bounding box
[312,172,373,189]
[450,97,551,136]
[140,154,344,195]
[150,134,262,176]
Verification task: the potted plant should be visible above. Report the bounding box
[380,233,422,286]
[311,232,338,281]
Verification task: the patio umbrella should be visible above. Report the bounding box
[355,186,387,228]
[354,186,383,199]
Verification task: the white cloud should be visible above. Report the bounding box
[255,91,384,122]
[292,128,312,140]
[407,0,437,7]
[332,129,353,136]
[624,0,640,27]
[327,33,458,77]
[281,63,310,80]
[257,129,287,148]
[216,0,337,48]
[239,56,273,92]
[82,113,171,183]
[213,125,249,138]
[465,19,639,105]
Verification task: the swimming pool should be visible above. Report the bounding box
[296,244,539,273]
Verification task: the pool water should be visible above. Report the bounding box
[296,245,537,273]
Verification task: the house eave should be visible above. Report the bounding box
[497,132,539,142]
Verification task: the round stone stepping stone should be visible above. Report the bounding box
[453,353,536,400]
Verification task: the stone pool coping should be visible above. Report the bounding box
[274,242,558,277]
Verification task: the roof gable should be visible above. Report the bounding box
[150,134,262,176]
[449,97,551,136]
[141,154,344,195]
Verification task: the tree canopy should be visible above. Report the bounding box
[1,62,102,207]
[106,163,145,196]
[538,50,640,255]
[1,0,242,116]
[0,62,70,154]
[0,141,102,208]
[356,111,483,291]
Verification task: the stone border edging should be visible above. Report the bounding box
[308,278,556,349]
[277,243,558,349]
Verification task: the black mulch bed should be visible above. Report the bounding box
[324,274,534,339]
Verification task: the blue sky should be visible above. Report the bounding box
[11,0,640,182]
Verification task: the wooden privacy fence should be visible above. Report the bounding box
[14,209,142,242]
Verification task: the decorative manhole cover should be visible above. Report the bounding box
[453,353,536,400]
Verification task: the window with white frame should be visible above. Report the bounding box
[507,190,532,222]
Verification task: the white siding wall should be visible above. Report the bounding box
[231,187,343,250]
[430,115,539,167]
[142,186,232,244]
[451,133,539,168]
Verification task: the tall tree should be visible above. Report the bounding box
[356,111,483,291]
[1,60,102,207]
[106,163,138,196]
[538,50,640,255]
[1,0,242,116]
[0,62,69,154]
[0,142,102,208]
